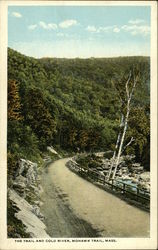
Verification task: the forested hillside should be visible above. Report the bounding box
[7,47,150,180]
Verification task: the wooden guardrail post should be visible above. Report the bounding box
[123,183,126,194]
[112,179,114,190]
[137,187,139,201]
[70,163,150,203]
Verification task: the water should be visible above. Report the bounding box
[115,179,137,192]
[41,158,150,237]
[115,179,150,197]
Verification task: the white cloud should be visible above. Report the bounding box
[47,23,58,30]
[86,26,97,32]
[122,24,150,36]
[113,27,120,33]
[85,20,150,37]
[86,25,116,33]
[28,24,37,30]
[128,19,145,25]
[59,19,77,28]
[39,21,57,30]
[12,12,22,18]
[98,26,114,32]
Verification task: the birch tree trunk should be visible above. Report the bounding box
[108,114,124,180]
[112,101,130,179]
[111,72,137,180]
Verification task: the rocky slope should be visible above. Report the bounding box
[73,153,150,192]
[8,159,49,238]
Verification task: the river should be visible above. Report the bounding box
[40,158,150,237]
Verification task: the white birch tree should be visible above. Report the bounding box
[108,114,124,180]
[109,69,139,180]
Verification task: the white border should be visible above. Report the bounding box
[0,1,157,249]
[6,0,154,6]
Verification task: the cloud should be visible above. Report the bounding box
[85,20,150,37]
[86,25,116,33]
[39,21,57,30]
[86,26,97,32]
[12,12,22,18]
[59,19,77,28]
[121,24,150,36]
[98,26,115,33]
[128,19,145,25]
[113,27,120,33]
[28,24,37,30]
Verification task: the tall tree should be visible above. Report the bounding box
[108,69,139,180]
[8,79,22,121]
[23,87,56,149]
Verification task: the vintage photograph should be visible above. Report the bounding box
[0,1,157,249]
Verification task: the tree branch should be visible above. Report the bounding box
[121,137,135,154]
[129,77,137,101]
[125,71,132,99]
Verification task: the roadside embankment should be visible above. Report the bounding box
[8,158,49,238]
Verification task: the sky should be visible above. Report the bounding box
[8,5,151,58]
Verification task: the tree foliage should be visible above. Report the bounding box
[23,87,56,149]
[7,47,150,176]
[8,79,22,121]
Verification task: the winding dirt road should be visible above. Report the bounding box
[40,158,150,237]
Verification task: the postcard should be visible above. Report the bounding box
[0,1,157,249]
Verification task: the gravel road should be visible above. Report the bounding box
[40,158,150,237]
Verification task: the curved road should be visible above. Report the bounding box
[40,158,150,237]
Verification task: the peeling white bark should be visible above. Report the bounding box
[122,137,135,154]
[110,71,137,180]
[108,114,124,180]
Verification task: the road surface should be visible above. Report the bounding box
[40,158,150,237]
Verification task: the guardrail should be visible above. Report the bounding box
[68,160,150,203]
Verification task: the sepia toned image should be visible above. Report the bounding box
[0,1,157,250]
